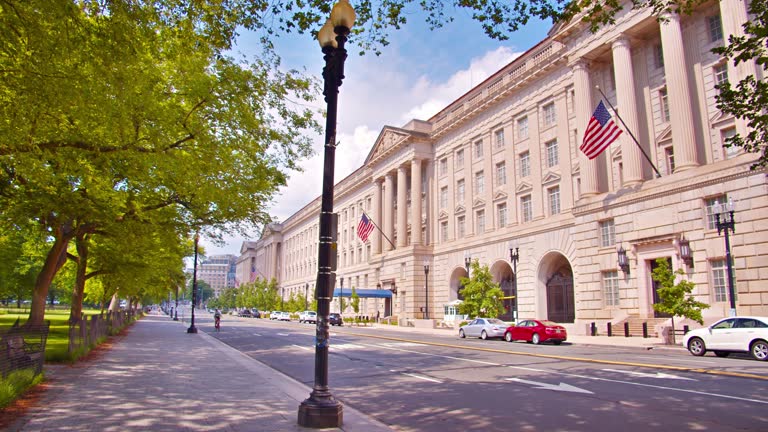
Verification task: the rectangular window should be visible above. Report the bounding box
[714,63,729,87]
[517,116,529,140]
[603,271,620,307]
[546,140,559,167]
[520,152,531,177]
[439,157,448,176]
[476,209,485,233]
[457,215,466,238]
[474,139,484,159]
[708,14,723,43]
[660,88,670,122]
[721,127,739,158]
[705,195,727,230]
[440,221,448,243]
[475,171,485,195]
[496,162,507,186]
[497,203,508,228]
[521,195,533,222]
[494,129,505,149]
[665,146,675,174]
[456,149,464,169]
[440,186,448,209]
[600,219,616,247]
[543,102,556,127]
[654,44,664,69]
[456,179,465,203]
[548,186,561,215]
[711,259,728,302]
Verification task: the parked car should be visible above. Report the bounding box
[238,309,253,318]
[504,319,567,345]
[329,313,343,326]
[250,309,261,318]
[299,311,317,324]
[278,311,291,321]
[682,316,768,361]
[270,311,281,320]
[459,318,508,340]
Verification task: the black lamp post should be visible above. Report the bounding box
[339,277,344,314]
[464,251,471,275]
[508,240,519,323]
[298,1,354,427]
[423,258,429,319]
[187,233,199,334]
[305,283,309,310]
[679,235,693,268]
[714,198,737,317]
[173,285,179,321]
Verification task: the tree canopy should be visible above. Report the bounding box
[459,260,505,319]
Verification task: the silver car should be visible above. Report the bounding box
[459,318,509,340]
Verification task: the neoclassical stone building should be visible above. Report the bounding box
[237,1,767,333]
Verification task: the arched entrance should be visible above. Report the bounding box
[448,267,468,302]
[490,260,515,321]
[538,252,575,323]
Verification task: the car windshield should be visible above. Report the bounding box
[487,319,506,325]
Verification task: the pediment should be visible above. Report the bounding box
[710,110,734,127]
[364,126,429,165]
[571,164,580,176]
[655,125,672,144]
[493,190,508,201]
[541,171,561,185]
[516,181,533,194]
[472,198,485,209]
[455,205,466,215]
[610,144,622,158]
[438,210,449,220]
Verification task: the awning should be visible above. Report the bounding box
[331,289,392,299]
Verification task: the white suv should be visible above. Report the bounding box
[299,311,317,324]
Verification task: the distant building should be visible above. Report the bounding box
[199,254,237,297]
[240,2,766,333]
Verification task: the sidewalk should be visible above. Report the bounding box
[7,313,393,432]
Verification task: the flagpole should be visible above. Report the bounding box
[595,86,663,178]
[361,211,395,249]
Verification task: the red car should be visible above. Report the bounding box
[504,319,567,345]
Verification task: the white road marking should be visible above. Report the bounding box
[277,333,290,336]
[390,370,443,383]
[634,355,716,365]
[253,333,262,337]
[506,378,593,394]
[602,368,697,381]
[331,344,367,351]
[292,344,311,351]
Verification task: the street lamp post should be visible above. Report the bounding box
[187,233,199,334]
[339,277,344,314]
[423,258,429,319]
[305,283,309,310]
[508,240,519,323]
[298,1,354,427]
[714,198,737,317]
[173,285,179,321]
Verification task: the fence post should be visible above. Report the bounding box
[590,322,596,336]
[642,322,648,338]
[683,325,690,334]
[624,322,630,337]
[607,322,612,337]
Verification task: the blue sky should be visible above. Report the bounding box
[202,10,552,257]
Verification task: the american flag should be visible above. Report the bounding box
[250,265,257,282]
[357,214,375,243]
[579,100,623,160]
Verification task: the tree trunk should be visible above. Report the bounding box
[69,233,90,324]
[27,229,73,326]
[670,316,676,345]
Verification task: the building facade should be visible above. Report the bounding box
[199,254,237,297]
[238,1,767,333]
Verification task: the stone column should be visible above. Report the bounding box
[720,0,756,139]
[373,178,382,254]
[572,60,599,196]
[397,165,408,247]
[383,173,394,252]
[660,12,698,171]
[611,36,643,186]
[411,159,423,246]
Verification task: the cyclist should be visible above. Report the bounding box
[214,309,222,332]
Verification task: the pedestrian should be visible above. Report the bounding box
[376,310,380,323]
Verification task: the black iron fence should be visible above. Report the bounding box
[68,310,140,356]
[0,319,50,379]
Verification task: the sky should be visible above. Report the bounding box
[201,9,552,257]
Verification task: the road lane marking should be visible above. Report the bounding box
[507,378,593,394]
[634,355,716,365]
[342,331,768,381]
[253,333,262,337]
[292,344,311,351]
[602,368,697,381]
[277,333,290,336]
[390,370,443,383]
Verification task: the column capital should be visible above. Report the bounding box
[568,58,590,71]
[610,34,632,49]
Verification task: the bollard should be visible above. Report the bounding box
[683,325,690,334]
[642,322,648,338]
[607,322,612,337]
[624,321,630,337]
[591,322,597,336]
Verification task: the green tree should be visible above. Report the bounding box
[651,258,710,344]
[351,286,360,314]
[459,260,505,319]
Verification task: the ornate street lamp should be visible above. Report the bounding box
[464,251,471,275]
[679,235,693,268]
[423,258,430,319]
[339,277,344,314]
[187,232,199,334]
[173,285,179,321]
[714,198,737,317]
[617,245,630,275]
[508,240,519,323]
[298,1,354,427]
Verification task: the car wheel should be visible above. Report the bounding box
[714,351,730,358]
[531,333,540,345]
[750,340,768,361]
[687,337,707,356]
[481,330,488,340]
[459,329,466,338]
[504,332,513,342]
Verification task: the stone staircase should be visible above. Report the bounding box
[622,315,669,337]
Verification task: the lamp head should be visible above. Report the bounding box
[317,19,337,48]
[331,0,356,29]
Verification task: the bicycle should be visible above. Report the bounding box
[214,315,221,332]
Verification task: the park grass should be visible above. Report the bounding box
[0,369,44,409]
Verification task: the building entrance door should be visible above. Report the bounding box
[650,258,673,318]
[546,273,574,323]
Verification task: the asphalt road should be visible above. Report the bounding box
[205,316,768,432]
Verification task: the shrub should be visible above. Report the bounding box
[0,369,44,409]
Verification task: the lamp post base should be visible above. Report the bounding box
[187,326,198,334]
[298,398,343,428]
